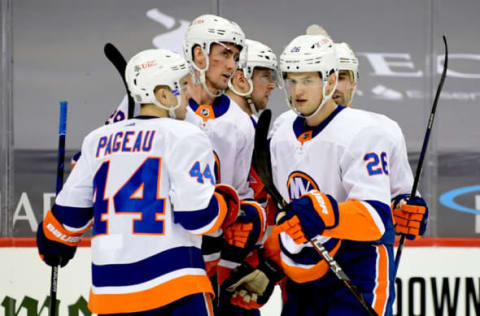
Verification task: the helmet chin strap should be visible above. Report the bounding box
[199,69,223,98]
[228,77,258,115]
[191,46,224,98]
[290,74,338,119]
[347,83,357,107]
[152,94,182,119]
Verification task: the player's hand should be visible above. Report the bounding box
[224,201,266,249]
[219,201,266,285]
[276,190,338,244]
[392,195,428,240]
[215,184,241,230]
[222,250,284,309]
[36,221,77,267]
[36,209,82,267]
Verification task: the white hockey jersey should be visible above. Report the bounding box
[185,94,254,200]
[54,116,225,314]
[269,105,398,282]
[270,108,414,200]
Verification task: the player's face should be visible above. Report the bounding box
[285,72,323,115]
[206,43,240,91]
[333,70,356,107]
[251,68,276,111]
[175,74,193,120]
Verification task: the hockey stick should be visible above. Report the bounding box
[394,36,448,275]
[49,101,68,316]
[104,43,135,119]
[252,109,378,316]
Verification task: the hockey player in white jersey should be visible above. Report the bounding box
[183,15,267,315]
[225,38,279,204]
[214,38,279,314]
[224,34,408,315]
[272,29,428,242]
[226,39,278,117]
[36,49,249,315]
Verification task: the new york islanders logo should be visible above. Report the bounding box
[201,107,210,117]
[287,171,319,200]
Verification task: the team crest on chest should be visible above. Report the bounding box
[287,171,319,200]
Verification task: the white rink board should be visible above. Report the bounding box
[1,247,480,316]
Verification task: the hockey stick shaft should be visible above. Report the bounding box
[104,43,135,119]
[49,101,68,316]
[394,36,448,275]
[253,110,377,316]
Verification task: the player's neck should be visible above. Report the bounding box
[139,104,169,118]
[225,90,252,115]
[305,99,337,127]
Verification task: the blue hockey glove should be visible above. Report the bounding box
[36,210,80,267]
[277,190,339,244]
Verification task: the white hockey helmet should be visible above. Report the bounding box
[335,42,359,82]
[279,34,338,118]
[125,48,190,118]
[184,14,246,97]
[228,39,279,114]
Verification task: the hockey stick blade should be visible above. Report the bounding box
[394,35,448,275]
[104,43,135,119]
[252,110,286,208]
[252,110,377,316]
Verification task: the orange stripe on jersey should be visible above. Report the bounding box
[88,274,214,314]
[281,240,341,283]
[322,200,383,241]
[202,192,228,235]
[373,245,389,315]
[203,293,214,316]
[43,210,89,246]
[195,105,216,123]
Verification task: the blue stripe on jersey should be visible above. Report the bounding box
[92,246,204,287]
[280,237,340,266]
[174,195,219,231]
[292,105,345,140]
[53,204,93,229]
[250,116,257,128]
[188,95,230,118]
[365,200,395,245]
[325,194,339,229]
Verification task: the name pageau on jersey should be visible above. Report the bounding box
[54,116,225,314]
[269,105,402,283]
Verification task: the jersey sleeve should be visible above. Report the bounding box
[54,135,95,231]
[388,122,415,199]
[233,127,255,200]
[335,127,395,243]
[168,130,224,235]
